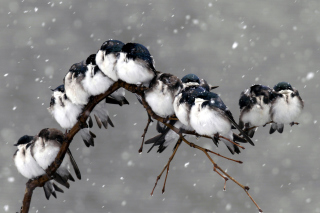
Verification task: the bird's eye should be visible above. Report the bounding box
[115,53,120,58]
[64,94,67,100]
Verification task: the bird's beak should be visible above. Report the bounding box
[210,86,219,90]
[13,143,18,146]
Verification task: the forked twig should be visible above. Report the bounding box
[179,135,262,212]
[151,138,182,195]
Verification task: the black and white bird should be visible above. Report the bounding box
[269,82,304,134]
[13,129,81,199]
[48,85,96,147]
[86,54,129,106]
[188,87,254,154]
[116,43,157,87]
[63,59,115,130]
[239,84,274,137]
[145,72,183,118]
[95,39,125,82]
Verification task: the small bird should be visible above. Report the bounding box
[145,72,183,118]
[64,62,91,105]
[48,85,96,147]
[95,39,125,81]
[269,82,304,134]
[86,54,129,106]
[173,74,204,127]
[116,42,157,87]
[188,87,254,154]
[239,84,274,137]
[13,129,81,200]
[33,128,81,183]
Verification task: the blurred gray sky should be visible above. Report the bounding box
[1,0,320,212]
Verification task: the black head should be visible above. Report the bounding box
[86,54,96,65]
[199,79,210,91]
[204,92,227,110]
[181,74,200,84]
[14,135,34,146]
[158,73,183,89]
[273,82,293,92]
[192,86,209,99]
[69,62,87,78]
[51,84,65,93]
[38,128,65,144]
[100,40,125,55]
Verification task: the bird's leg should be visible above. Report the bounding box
[290,122,299,126]
[263,121,274,127]
[218,135,245,150]
[139,113,153,153]
[151,138,182,195]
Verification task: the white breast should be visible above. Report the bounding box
[173,94,190,126]
[116,53,154,87]
[65,72,90,105]
[14,144,44,179]
[190,99,231,137]
[82,65,114,96]
[240,96,271,126]
[271,92,302,124]
[145,81,175,117]
[95,50,119,81]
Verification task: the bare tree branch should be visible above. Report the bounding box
[20,80,262,213]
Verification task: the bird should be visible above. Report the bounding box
[188,87,254,154]
[86,54,129,106]
[239,84,274,137]
[95,39,125,82]
[33,128,81,183]
[47,85,96,147]
[146,74,215,153]
[269,82,304,134]
[13,129,81,200]
[145,72,183,118]
[116,42,157,87]
[64,62,90,105]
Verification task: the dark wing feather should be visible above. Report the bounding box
[67,148,81,180]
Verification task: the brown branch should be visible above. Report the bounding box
[139,113,153,153]
[20,81,130,213]
[20,80,262,213]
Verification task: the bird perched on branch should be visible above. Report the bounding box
[13,129,81,199]
[63,60,116,131]
[145,72,183,118]
[116,42,157,87]
[239,84,274,137]
[95,39,125,82]
[269,82,304,134]
[86,54,129,106]
[47,85,96,147]
[146,74,217,153]
[189,87,254,154]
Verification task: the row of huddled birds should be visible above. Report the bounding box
[13,40,304,200]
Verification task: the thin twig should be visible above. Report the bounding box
[139,113,153,153]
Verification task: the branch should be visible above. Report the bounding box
[20,81,139,213]
[20,80,262,213]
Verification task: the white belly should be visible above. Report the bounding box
[271,95,302,124]
[190,101,231,136]
[116,53,154,86]
[241,104,271,126]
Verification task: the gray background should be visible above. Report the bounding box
[0,0,319,212]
